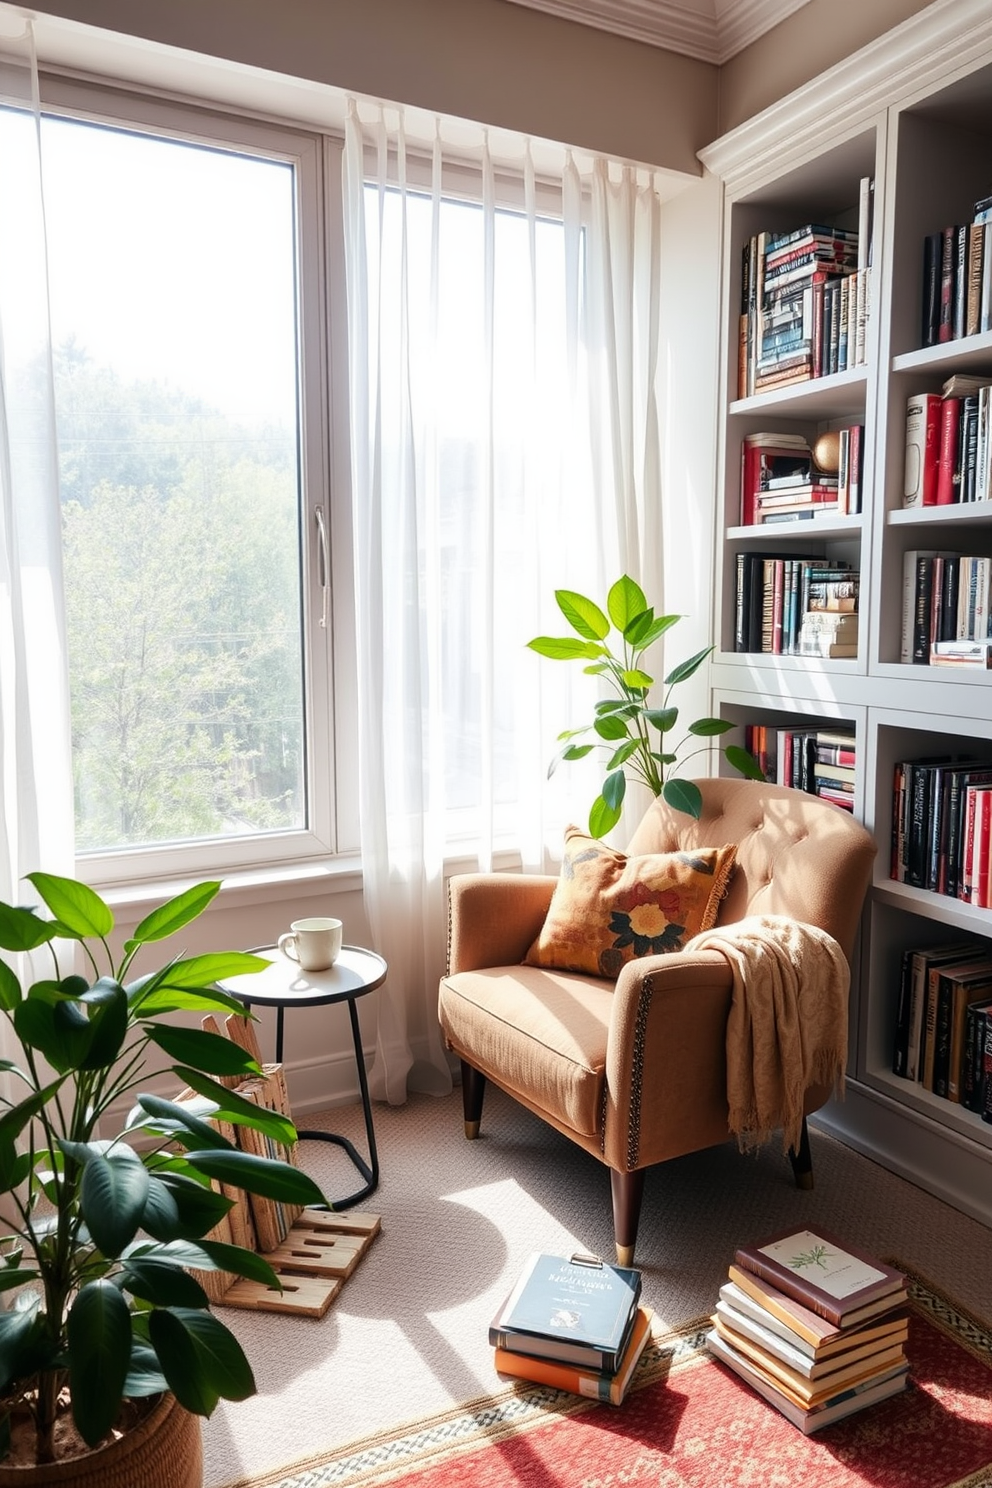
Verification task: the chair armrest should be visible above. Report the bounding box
[447,873,556,974]
[602,950,735,1172]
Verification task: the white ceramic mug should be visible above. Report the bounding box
[277,917,343,972]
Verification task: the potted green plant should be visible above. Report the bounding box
[528,574,762,837]
[0,872,326,1482]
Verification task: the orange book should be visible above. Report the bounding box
[494,1306,654,1406]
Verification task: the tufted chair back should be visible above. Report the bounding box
[626,777,874,961]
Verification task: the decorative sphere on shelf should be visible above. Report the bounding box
[813,430,841,472]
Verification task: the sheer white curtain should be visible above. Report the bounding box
[0,19,74,1055]
[342,102,664,1102]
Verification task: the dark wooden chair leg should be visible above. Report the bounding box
[788,1115,814,1190]
[611,1168,645,1267]
[461,1060,486,1139]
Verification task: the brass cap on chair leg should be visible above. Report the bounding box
[464,1119,481,1140]
[615,1242,635,1267]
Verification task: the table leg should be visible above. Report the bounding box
[297,995,379,1210]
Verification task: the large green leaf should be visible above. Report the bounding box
[145,1024,262,1077]
[121,1258,209,1308]
[14,996,91,1073]
[171,1070,298,1147]
[662,777,703,819]
[621,669,653,690]
[526,636,603,662]
[594,700,639,719]
[0,1268,38,1294]
[688,717,734,737]
[559,744,594,765]
[601,770,627,810]
[183,1149,325,1208]
[594,715,630,742]
[555,588,610,641]
[588,794,622,840]
[129,983,252,1019]
[725,743,767,781]
[0,1080,65,1147]
[24,872,114,940]
[196,1239,282,1288]
[129,882,221,946]
[158,953,268,990]
[606,575,646,632]
[645,706,678,733]
[129,1236,281,1289]
[148,1308,255,1415]
[607,741,639,770]
[81,1150,151,1258]
[131,1093,237,1151]
[664,644,714,686]
[0,960,21,1011]
[67,1280,132,1446]
[140,1176,182,1241]
[124,1340,169,1397]
[147,1173,234,1240]
[627,610,684,645]
[79,979,129,1070]
[0,1302,46,1395]
[0,1140,31,1195]
[0,902,59,954]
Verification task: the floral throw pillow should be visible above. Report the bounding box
[524,826,737,979]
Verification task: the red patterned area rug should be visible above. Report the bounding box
[224,1269,992,1488]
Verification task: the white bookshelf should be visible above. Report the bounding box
[701,1,992,1230]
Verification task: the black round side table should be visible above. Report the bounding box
[219,944,386,1210]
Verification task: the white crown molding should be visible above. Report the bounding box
[713,0,812,64]
[500,0,810,65]
[699,0,992,191]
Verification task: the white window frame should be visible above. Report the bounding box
[38,74,358,887]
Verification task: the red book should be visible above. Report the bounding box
[903,394,941,507]
[961,785,991,904]
[935,396,962,505]
[972,789,992,911]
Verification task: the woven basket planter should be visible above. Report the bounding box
[0,1393,202,1488]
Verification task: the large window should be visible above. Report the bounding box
[35,86,338,878]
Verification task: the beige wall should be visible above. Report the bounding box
[718,0,934,135]
[32,0,716,176]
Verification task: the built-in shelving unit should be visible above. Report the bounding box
[700,1,992,1230]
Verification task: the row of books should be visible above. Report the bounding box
[903,377,992,508]
[739,428,864,526]
[890,754,992,906]
[746,724,856,812]
[900,550,992,668]
[737,184,873,402]
[920,197,992,348]
[891,940,992,1117]
[734,555,859,656]
[707,1227,909,1434]
[489,1251,651,1406]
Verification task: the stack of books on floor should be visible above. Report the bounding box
[707,1227,910,1434]
[490,1250,652,1406]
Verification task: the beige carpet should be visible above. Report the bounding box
[203,1086,992,1488]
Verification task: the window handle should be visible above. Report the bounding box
[315,505,329,628]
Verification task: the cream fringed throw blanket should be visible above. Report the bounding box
[683,914,850,1154]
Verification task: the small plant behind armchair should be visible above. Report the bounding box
[528,574,762,837]
[0,872,326,1467]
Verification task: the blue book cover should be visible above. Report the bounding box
[490,1253,641,1367]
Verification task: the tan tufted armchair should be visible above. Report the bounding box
[438,778,877,1264]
